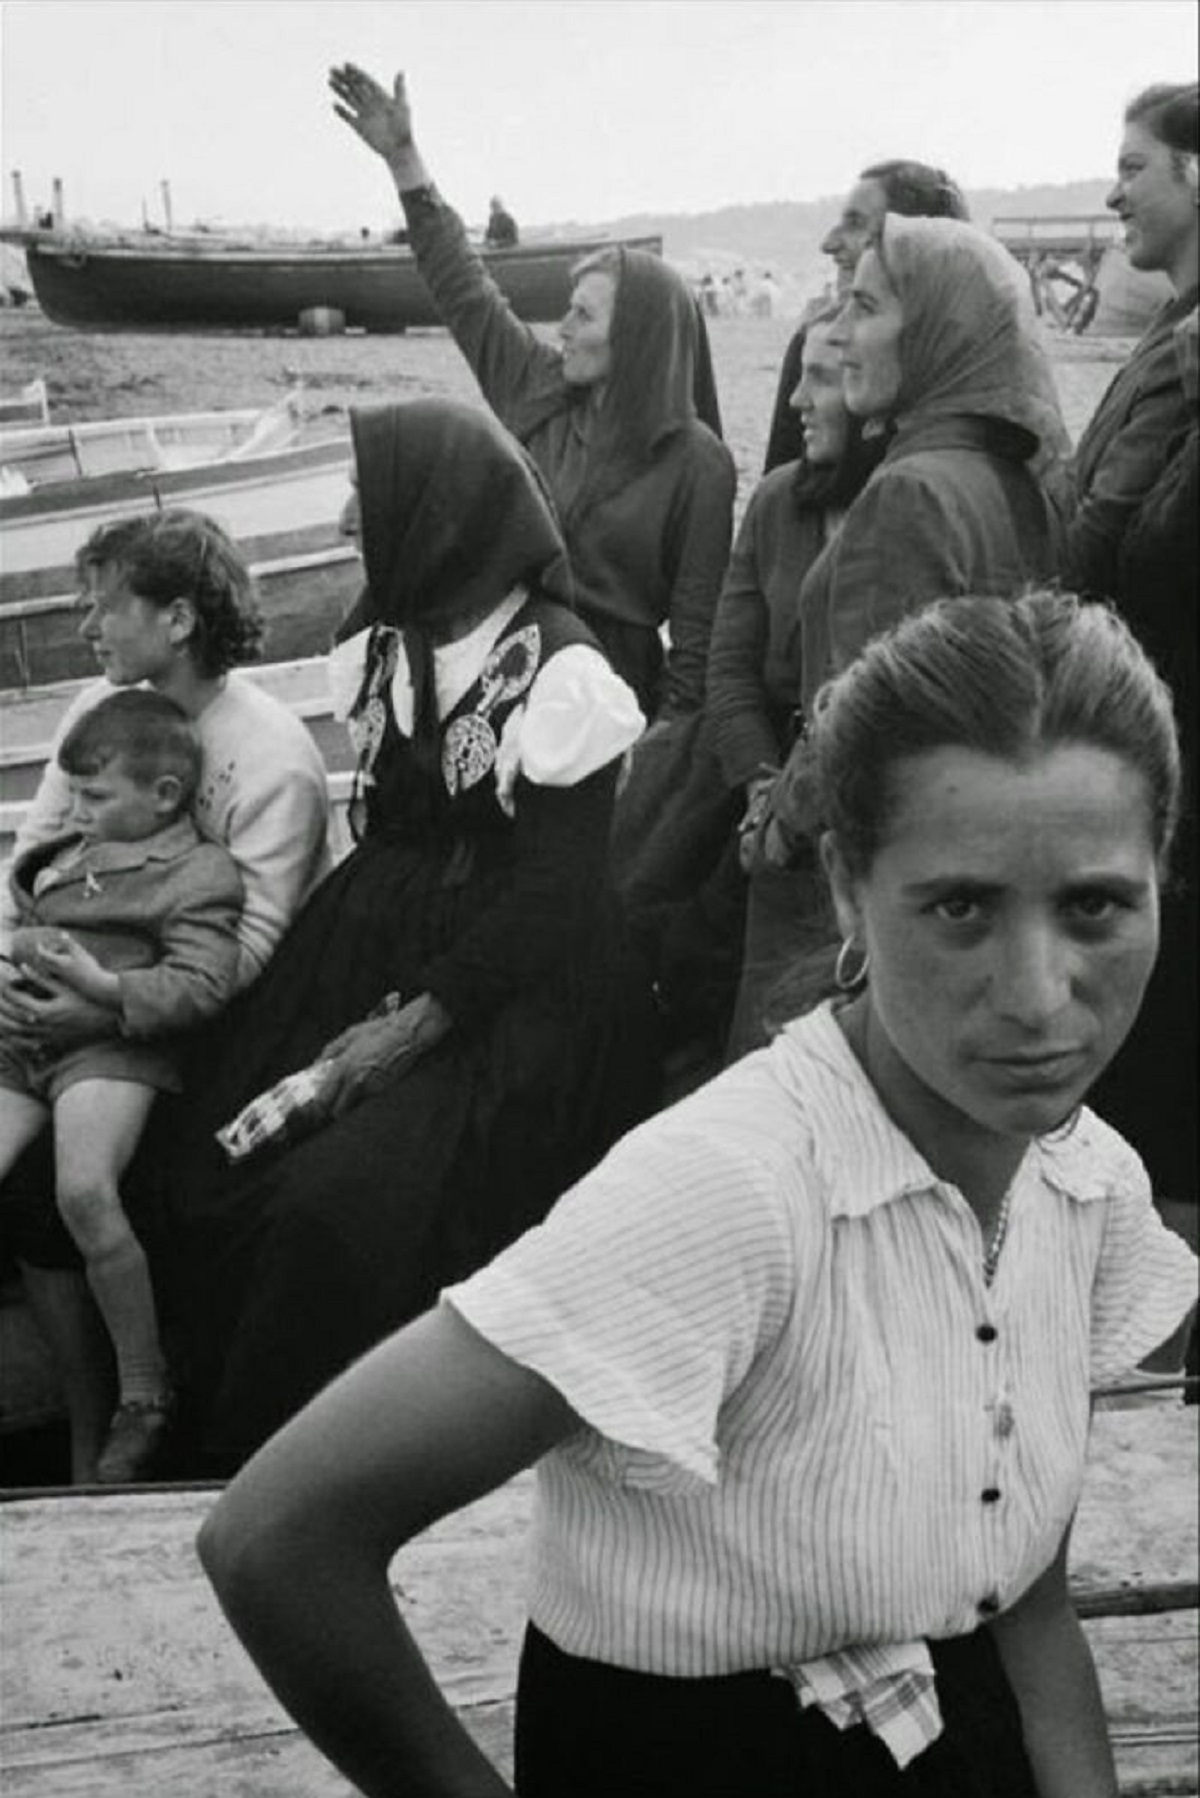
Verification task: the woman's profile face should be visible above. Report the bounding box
[76,563,186,686]
[831,248,904,419]
[559,270,617,387]
[820,178,889,291]
[1107,120,1198,281]
[790,323,850,465]
[824,742,1160,1151]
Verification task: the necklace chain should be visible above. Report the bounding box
[982,1185,1014,1286]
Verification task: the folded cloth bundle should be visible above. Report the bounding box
[216,1059,338,1163]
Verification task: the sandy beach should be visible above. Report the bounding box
[0,307,1130,514]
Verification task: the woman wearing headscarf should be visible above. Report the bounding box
[758,214,1068,904]
[145,398,654,1472]
[329,62,735,724]
[1067,82,1198,604]
[708,310,884,1062]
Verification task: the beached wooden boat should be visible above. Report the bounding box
[993,214,1171,335]
[0,405,293,487]
[0,1405,1193,1795]
[0,226,663,333]
[0,411,357,689]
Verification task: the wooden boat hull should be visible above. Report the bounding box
[1,437,356,689]
[13,233,663,333]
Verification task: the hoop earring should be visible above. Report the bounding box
[834,938,870,991]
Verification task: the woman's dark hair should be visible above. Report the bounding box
[859,159,970,222]
[59,687,201,804]
[760,590,1181,1034]
[1125,82,1200,169]
[75,509,264,676]
[790,303,889,511]
[809,589,1182,880]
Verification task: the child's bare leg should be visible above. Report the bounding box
[54,1080,169,1479]
[20,1264,114,1483]
[0,1085,52,1182]
[0,1088,112,1481]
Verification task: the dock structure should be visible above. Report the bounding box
[994,212,1124,334]
[0,1403,1195,1796]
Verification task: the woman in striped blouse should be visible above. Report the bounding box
[197,590,1196,1798]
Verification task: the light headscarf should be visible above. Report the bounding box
[874,215,1069,463]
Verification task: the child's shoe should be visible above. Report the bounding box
[95,1394,174,1484]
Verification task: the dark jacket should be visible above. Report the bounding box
[1067,286,1198,601]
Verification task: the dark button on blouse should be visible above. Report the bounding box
[976,1323,998,1343]
[981,1487,1002,1504]
[977,1592,1001,1616]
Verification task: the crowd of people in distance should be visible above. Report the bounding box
[0,55,1197,1798]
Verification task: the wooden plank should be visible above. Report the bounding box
[1,1406,1193,1795]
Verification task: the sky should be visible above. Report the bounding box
[1,0,1196,233]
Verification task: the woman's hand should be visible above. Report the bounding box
[329,64,415,162]
[0,971,118,1049]
[19,930,120,1010]
[319,993,452,1118]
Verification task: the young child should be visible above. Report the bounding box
[0,689,244,1482]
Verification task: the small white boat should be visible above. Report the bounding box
[0,400,357,690]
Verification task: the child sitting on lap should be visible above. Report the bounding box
[0,689,243,1482]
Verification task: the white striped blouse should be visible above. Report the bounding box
[443,1001,1197,1758]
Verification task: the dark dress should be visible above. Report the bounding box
[146,596,658,1468]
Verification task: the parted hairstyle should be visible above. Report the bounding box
[58,688,202,808]
[809,589,1182,880]
[75,509,264,677]
[1125,82,1200,172]
[859,159,970,222]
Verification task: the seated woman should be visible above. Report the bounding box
[1067,82,1198,603]
[707,309,883,1060]
[199,590,1196,1798]
[761,213,1067,875]
[0,509,331,1483]
[329,62,735,723]
[148,398,656,1474]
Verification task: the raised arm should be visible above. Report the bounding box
[329,64,561,428]
[198,1302,578,1798]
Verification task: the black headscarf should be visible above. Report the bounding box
[338,398,573,766]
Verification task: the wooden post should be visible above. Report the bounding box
[160,181,173,235]
[10,170,27,229]
[50,179,63,231]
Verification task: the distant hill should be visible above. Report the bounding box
[535,178,1118,290]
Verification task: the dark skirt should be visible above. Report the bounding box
[514,1624,1037,1798]
[137,823,659,1470]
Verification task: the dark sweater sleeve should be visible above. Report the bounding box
[823,471,966,675]
[401,188,563,430]
[660,436,737,716]
[1066,358,1194,602]
[763,327,808,473]
[706,488,783,790]
[417,763,618,1031]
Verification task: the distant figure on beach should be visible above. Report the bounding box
[199,589,1197,1798]
[484,194,519,247]
[0,510,330,1484]
[0,691,243,1485]
[763,159,970,472]
[1076,82,1198,1222]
